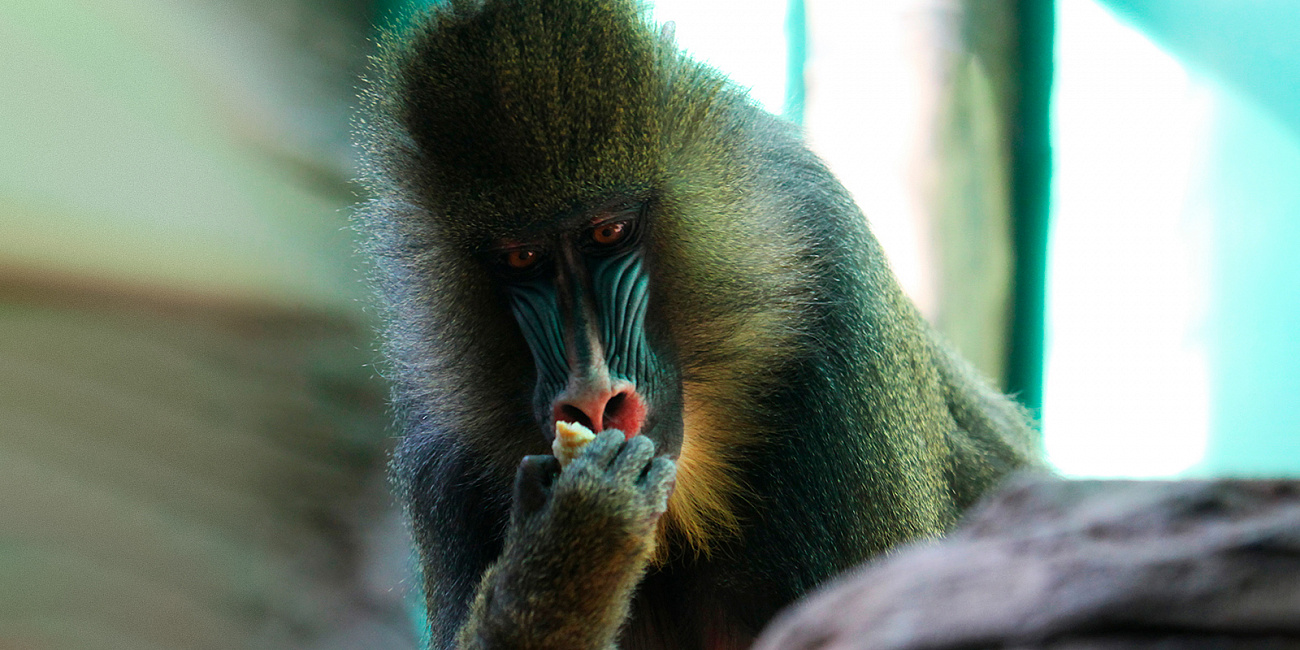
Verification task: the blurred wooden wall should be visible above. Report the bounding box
[0,0,419,648]
[803,0,1045,398]
[928,0,1022,392]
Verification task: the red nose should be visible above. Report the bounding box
[552,388,646,439]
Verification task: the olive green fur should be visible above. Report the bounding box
[353,0,1042,647]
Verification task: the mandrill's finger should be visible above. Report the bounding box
[514,455,561,516]
[642,457,677,512]
[582,429,627,470]
[611,434,656,483]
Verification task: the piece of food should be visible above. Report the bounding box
[552,420,596,467]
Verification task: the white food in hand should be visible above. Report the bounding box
[552,420,596,467]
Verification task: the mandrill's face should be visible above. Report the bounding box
[480,193,685,459]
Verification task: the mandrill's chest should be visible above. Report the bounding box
[619,611,756,650]
[619,567,766,650]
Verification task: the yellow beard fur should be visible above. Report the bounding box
[653,386,752,563]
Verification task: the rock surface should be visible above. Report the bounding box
[753,475,1300,650]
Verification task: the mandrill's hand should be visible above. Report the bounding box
[461,431,675,650]
[513,430,675,554]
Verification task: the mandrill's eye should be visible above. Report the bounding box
[498,248,543,273]
[582,201,644,254]
[506,249,539,268]
[591,221,628,246]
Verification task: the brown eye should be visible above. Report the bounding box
[591,221,628,245]
[505,249,539,269]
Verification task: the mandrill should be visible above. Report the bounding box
[354,0,1040,648]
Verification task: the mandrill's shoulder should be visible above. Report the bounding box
[929,333,1045,508]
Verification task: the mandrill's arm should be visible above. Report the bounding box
[456,431,676,650]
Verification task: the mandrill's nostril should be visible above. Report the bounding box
[551,388,647,439]
[604,392,627,419]
[602,391,630,430]
[558,404,594,432]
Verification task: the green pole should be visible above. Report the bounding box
[1004,0,1055,413]
[784,0,807,125]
